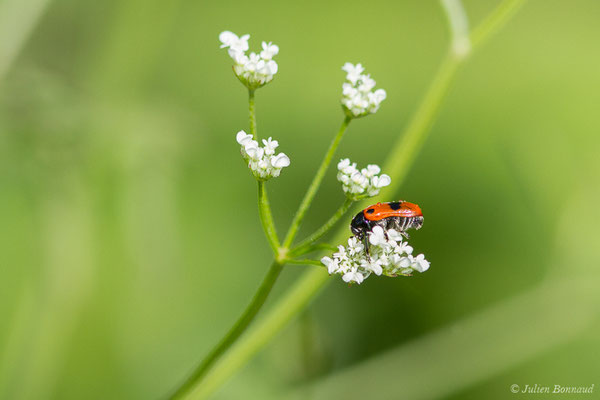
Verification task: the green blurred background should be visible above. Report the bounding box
[1,0,599,399]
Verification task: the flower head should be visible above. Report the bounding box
[341,63,386,118]
[236,130,290,180]
[321,226,430,285]
[336,158,391,200]
[219,30,279,89]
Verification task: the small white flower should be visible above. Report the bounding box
[361,258,383,276]
[350,171,368,188]
[358,75,376,93]
[271,153,290,168]
[236,130,254,146]
[321,256,339,274]
[260,41,279,60]
[372,174,391,188]
[411,254,430,272]
[342,267,365,284]
[337,158,351,170]
[347,237,364,256]
[395,241,413,256]
[245,144,263,160]
[362,164,381,177]
[262,60,278,75]
[219,31,250,56]
[231,51,249,66]
[342,62,364,85]
[369,226,388,247]
[373,88,387,102]
[262,137,278,155]
[219,31,236,47]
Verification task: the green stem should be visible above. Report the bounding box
[282,116,352,248]
[291,243,338,257]
[290,198,353,257]
[286,259,325,267]
[169,261,284,400]
[248,89,257,139]
[258,181,280,254]
[190,267,329,400]
[470,0,526,50]
[189,1,527,397]
[378,52,460,198]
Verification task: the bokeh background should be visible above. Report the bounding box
[1,0,599,399]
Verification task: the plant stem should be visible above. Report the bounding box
[290,198,353,257]
[378,52,460,197]
[169,261,284,400]
[248,89,257,139]
[191,267,329,400]
[189,1,526,397]
[470,0,526,50]
[282,116,352,248]
[286,259,325,267]
[291,243,338,257]
[258,181,280,254]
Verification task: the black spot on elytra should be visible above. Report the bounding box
[366,208,375,214]
[389,201,402,210]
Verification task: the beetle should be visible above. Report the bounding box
[350,201,424,244]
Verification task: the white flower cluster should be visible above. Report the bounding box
[341,63,387,118]
[321,226,430,285]
[337,158,391,200]
[236,130,290,180]
[219,31,279,89]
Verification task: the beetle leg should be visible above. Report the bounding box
[362,235,371,260]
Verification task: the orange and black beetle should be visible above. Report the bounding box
[350,201,424,240]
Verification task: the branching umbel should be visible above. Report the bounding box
[169,0,526,397]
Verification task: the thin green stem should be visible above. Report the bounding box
[248,89,257,139]
[189,1,526,397]
[291,243,338,257]
[470,0,526,50]
[258,181,280,254]
[169,261,284,400]
[290,198,353,256]
[286,259,325,267]
[190,267,329,400]
[282,116,352,248]
[378,52,460,198]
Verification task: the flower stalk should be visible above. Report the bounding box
[258,181,280,253]
[169,261,283,400]
[248,89,257,138]
[290,198,353,257]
